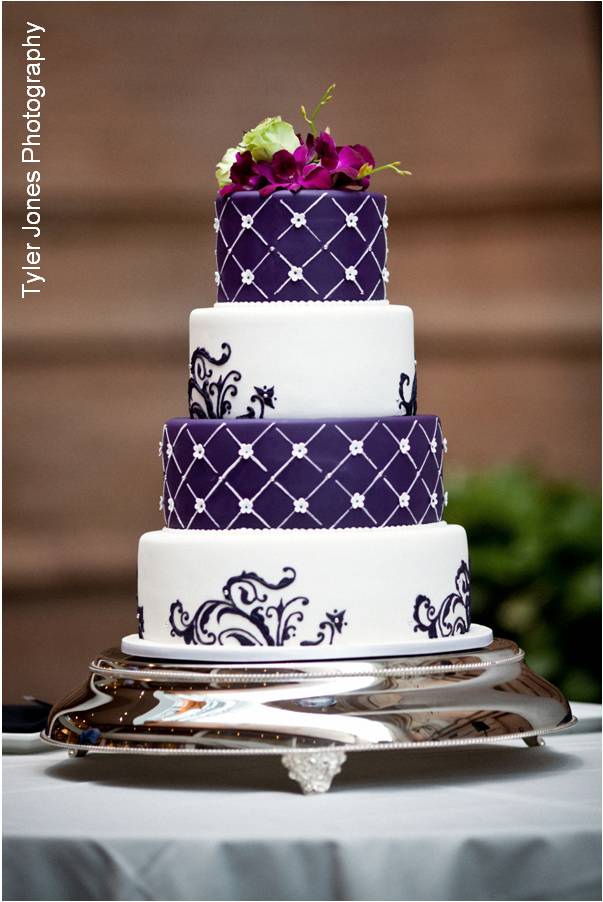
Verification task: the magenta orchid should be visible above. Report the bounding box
[255,144,332,195]
[314,132,376,190]
[216,85,410,196]
[218,150,264,196]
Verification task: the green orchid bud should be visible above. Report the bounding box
[357,163,374,179]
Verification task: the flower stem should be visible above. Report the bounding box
[370,162,412,176]
[301,83,336,137]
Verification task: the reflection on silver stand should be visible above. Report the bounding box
[43,639,574,794]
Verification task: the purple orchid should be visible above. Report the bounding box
[218,150,264,197]
[314,131,339,170]
[217,135,385,195]
[312,132,375,189]
[255,145,332,195]
[216,85,410,196]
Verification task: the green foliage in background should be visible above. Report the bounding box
[446,466,601,702]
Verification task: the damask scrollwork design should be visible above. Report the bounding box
[300,610,348,646]
[398,370,417,416]
[188,344,240,419]
[136,604,145,639]
[238,385,277,419]
[413,561,471,639]
[188,343,277,419]
[168,567,347,648]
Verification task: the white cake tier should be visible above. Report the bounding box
[134,524,484,660]
[188,303,415,419]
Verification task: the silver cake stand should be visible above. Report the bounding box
[42,638,575,793]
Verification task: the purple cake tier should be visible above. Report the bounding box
[160,415,446,531]
[214,190,388,302]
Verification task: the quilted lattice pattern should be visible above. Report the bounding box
[160,416,446,531]
[215,190,388,302]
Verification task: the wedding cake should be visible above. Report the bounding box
[123,88,492,662]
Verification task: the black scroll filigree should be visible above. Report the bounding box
[188,343,241,419]
[168,567,347,648]
[412,561,471,639]
[188,344,277,419]
[136,604,145,639]
[398,370,417,416]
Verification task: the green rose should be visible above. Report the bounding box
[215,145,243,188]
[241,116,299,162]
[215,116,299,188]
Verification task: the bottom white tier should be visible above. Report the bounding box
[136,524,478,659]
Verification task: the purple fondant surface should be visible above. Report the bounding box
[215,190,388,302]
[161,415,446,531]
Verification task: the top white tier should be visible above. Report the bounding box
[214,190,388,303]
[189,303,415,420]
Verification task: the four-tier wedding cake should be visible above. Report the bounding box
[123,90,492,662]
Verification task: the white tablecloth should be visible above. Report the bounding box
[3,703,600,901]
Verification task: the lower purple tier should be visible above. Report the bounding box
[160,415,446,531]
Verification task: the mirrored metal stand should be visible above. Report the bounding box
[42,639,574,794]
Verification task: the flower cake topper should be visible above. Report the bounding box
[216,84,411,196]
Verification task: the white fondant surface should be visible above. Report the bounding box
[122,625,493,662]
[137,523,471,655]
[189,304,415,419]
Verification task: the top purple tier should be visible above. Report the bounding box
[214,190,388,303]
